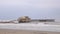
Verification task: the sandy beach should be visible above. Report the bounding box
[0,29,60,34]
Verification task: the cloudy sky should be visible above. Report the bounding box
[0,0,60,20]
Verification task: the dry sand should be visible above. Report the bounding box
[0,29,60,34]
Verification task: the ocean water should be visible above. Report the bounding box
[0,23,60,32]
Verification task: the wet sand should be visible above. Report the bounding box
[0,29,60,34]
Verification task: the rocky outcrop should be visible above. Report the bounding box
[17,16,31,23]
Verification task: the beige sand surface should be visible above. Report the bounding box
[0,29,60,34]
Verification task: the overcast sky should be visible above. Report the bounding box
[0,0,60,20]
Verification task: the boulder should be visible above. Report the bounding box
[17,16,31,23]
